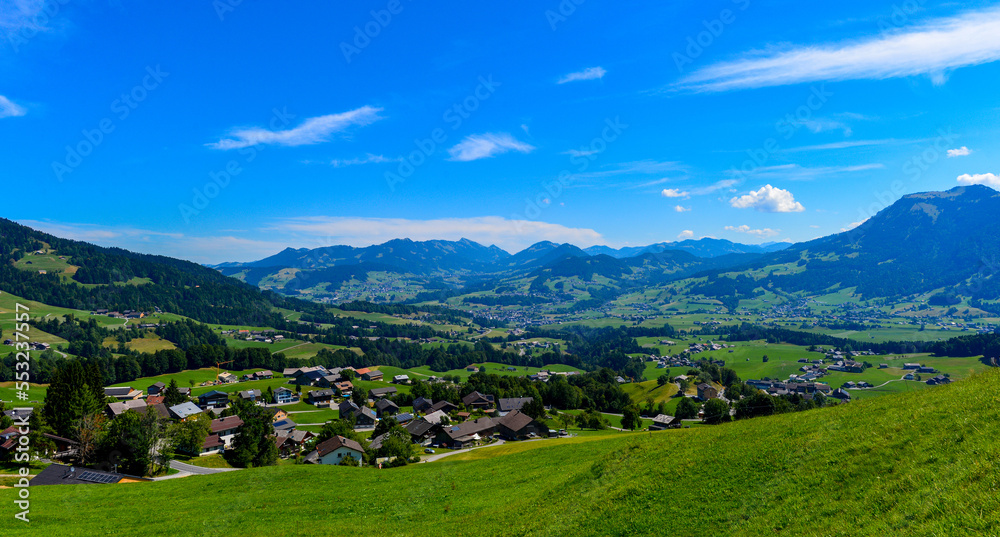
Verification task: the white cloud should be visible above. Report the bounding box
[674,205,691,213]
[737,163,884,181]
[724,225,780,238]
[0,95,26,118]
[840,219,867,232]
[558,67,607,84]
[269,216,606,254]
[677,230,695,240]
[328,154,402,167]
[957,173,1000,187]
[562,148,599,158]
[207,106,383,150]
[678,6,1000,92]
[447,132,535,162]
[730,185,805,212]
[661,188,690,198]
[783,139,902,152]
[947,146,972,157]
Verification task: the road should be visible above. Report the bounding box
[160,460,241,479]
[421,439,506,463]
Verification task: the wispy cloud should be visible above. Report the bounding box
[783,138,902,153]
[661,188,689,198]
[957,173,1000,188]
[674,205,691,213]
[730,185,805,212]
[678,6,1000,91]
[725,224,780,238]
[327,154,402,167]
[562,148,599,158]
[207,106,384,150]
[677,230,695,240]
[947,146,972,157]
[447,132,535,162]
[558,67,607,84]
[736,163,884,181]
[269,216,606,254]
[0,95,26,118]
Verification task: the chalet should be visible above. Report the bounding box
[306,436,365,466]
[296,370,328,386]
[317,375,342,389]
[148,403,171,420]
[879,364,889,369]
[497,397,533,416]
[649,414,681,431]
[392,374,410,384]
[105,399,147,418]
[3,407,33,423]
[462,391,495,410]
[308,389,336,406]
[903,363,921,370]
[146,395,165,406]
[423,410,449,425]
[413,397,434,413]
[917,366,937,374]
[274,386,295,404]
[339,401,361,417]
[356,407,377,427]
[369,387,397,399]
[395,412,414,425]
[904,373,915,380]
[201,434,224,456]
[178,387,192,398]
[168,402,203,421]
[831,388,852,402]
[210,416,244,449]
[0,426,22,459]
[104,387,142,401]
[496,410,546,440]
[198,391,230,409]
[239,389,263,403]
[926,375,952,386]
[361,370,384,382]
[251,370,273,380]
[436,417,497,449]
[375,398,400,417]
[405,418,441,444]
[334,381,354,396]
[270,418,296,433]
[263,407,289,422]
[147,382,166,396]
[697,383,719,401]
[428,400,459,414]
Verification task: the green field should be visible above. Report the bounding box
[11,369,999,535]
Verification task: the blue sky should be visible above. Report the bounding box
[2,0,999,263]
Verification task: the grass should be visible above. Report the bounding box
[173,454,234,469]
[7,369,1000,535]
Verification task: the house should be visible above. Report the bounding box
[355,407,377,427]
[217,372,238,384]
[201,434,225,456]
[428,400,459,414]
[306,435,365,466]
[497,410,546,440]
[308,389,335,406]
[649,414,681,431]
[239,389,263,403]
[251,370,273,380]
[147,382,166,396]
[423,410,449,425]
[904,373,915,381]
[273,418,298,432]
[413,397,434,413]
[334,381,354,396]
[395,412,414,425]
[436,417,497,449]
[903,363,921,370]
[263,407,289,422]
[392,374,410,384]
[497,397,533,416]
[831,388,852,402]
[104,387,142,400]
[274,386,295,404]
[146,395,165,406]
[29,464,150,487]
[697,383,719,401]
[168,402,203,420]
[462,391,495,410]
[0,426,22,459]
[879,364,889,369]
[148,403,171,420]
[361,370,384,382]
[210,416,243,449]
[917,366,937,374]
[375,398,399,417]
[273,429,315,458]
[369,387,397,399]
[339,400,361,418]
[105,399,147,418]
[405,418,442,444]
[3,407,33,423]
[926,375,952,386]
[199,391,230,409]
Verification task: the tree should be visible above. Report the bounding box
[41,360,105,438]
[556,412,575,430]
[0,401,12,430]
[656,374,669,387]
[734,391,775,420]
[521,397,546,420]
[377,425,415,464]
[621,404,642,431]
[162,379,186,407]
[351,386,368,406]
[168,414,212,455]
[675,397,699,420]
[762,355,769,363]
[315,419,361,444]
[101,409,162,476]
[227,399,278,468]
[702,399,731,425]
[372,416,398,438]
[73,413,107,466]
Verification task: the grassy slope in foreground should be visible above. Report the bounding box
[7,371,1000,536]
